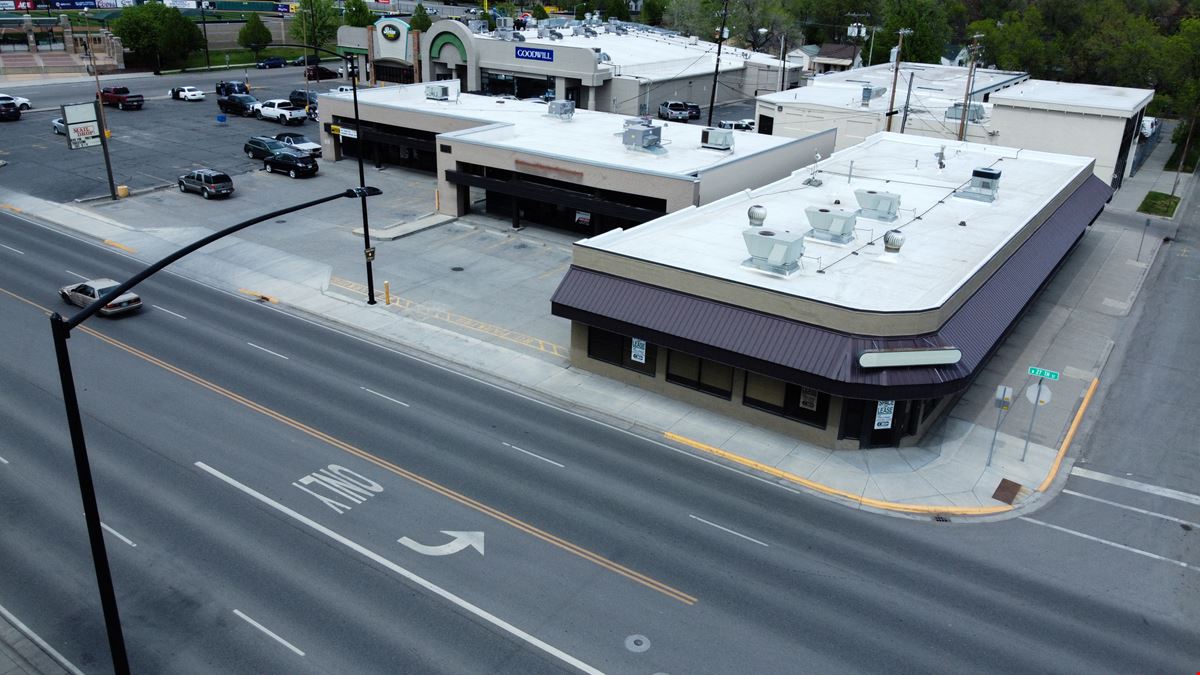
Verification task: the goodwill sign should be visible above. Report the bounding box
[515,46,554,62]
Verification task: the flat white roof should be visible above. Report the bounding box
[989,79,1154,116]
[331,81,795,176]
[578,132,1095,312]
[759,62,1027,116]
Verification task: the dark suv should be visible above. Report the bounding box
[178,168,234,199]
[263,148,319,178]
[218,94,259,117]
[244,136,288,160]
[685,102,701,119]
[256,56,287,69]
[292,54,321,66]
[0,100,19,121]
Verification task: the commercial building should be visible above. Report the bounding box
[318,80,834,235]
[551,132,1111,449]
[755,62,1154,188]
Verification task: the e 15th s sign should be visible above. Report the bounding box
[515,46,554,62]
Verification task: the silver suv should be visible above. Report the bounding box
[658,100,689,121]
[178,168,234,199]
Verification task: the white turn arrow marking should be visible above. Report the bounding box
[398,531,485,556]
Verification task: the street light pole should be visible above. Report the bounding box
[200,1,211,71]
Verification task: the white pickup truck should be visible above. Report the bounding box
[254,99,307,125]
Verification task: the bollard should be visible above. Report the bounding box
[384,280,390,305]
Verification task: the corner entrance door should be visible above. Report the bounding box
[838,399,918,448]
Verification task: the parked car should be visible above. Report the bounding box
[51,117,66,134]
[58,278,142,316]
[292,54,321,66]
[264,148,319,178]
[169,86,205,101]
[289,89,319,110]
[215,80,250,97]
[684,101,701,119]
[0,101,20,121]
[0,93,31,110]
[305,65,339,81]
[218,94,260,117]
[255,99,307,125]
[256,56,287,69]
[717,118,755,131]
[98,86,144,110]
[274,132,322,157]
[244,135,289,160]
[1141,116,1161,138]
[178,168,235,199]
[658,100,689,121]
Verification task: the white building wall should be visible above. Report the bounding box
[988,106,1126,185]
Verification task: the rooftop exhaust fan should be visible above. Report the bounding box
[742,228,806,277]
[547,99,575,119]
[425,84,450,101]
[805,206,857,244]
[954,167,1001,203]
[854,189,900,222]
[701,127,733,150]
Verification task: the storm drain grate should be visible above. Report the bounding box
[932,515,951,523]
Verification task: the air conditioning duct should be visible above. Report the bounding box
[805,205,857,244]
[623,123,662,149]
[954,167,1001,203]
[945,101,985,123]
[425,84,450,101]
[742,227,806,277]
[547,99,575,119]
[854,189,900,221]
[701,127,733,150]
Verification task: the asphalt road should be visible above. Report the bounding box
[1,206,1198,673]
[0,68,341,202]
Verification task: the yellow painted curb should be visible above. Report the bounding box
[103,239,136,253]
[0,203,22,213]
[237,288,279,304]
[663,432,1012,515]
[1039,377,1099,492]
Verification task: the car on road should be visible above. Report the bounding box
[0,93,31,110]
[292,54,321,66]
[274,132,322,157]
[263,148,319,178]
[684,101,701,119]
[58,278,142,316]
[717,118,755,131]
[0,100,20,121]
[169,86,205,101]
[243,135,289,160]
[256,56,287,69]
[305,65,339,81]
[178,168,235,199]
[51,117,66,134]
[658,100,689,121]
[218,94,260,117]
[289,89,319,110]
[254,98,307,125]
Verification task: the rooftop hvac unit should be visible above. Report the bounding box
[496,16,513,29]
[742,227,806,277]
[549,29,564,40]
[701,127,733,150]
[945,101,985,123]
[425,84,450,101]
[572,25,585,35]
[623,123,662,150]
[547,99,575,119]
[854,189,901,222]
[468,20,488,33]
[538,26,549,38]
[805,206,857,244]
[860,85,886,106]
[955,167,1001,202]
[513,32,526,41]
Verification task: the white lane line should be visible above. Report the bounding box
[0,455,8,464]
[1070,467,1200,506]
[246,342,289,360]
[1020,517,1194,571]
[502,442,565,468]
[152,304,188,320]
[232,609,305,657]
[64,269,88,280]
[197,462,602,675]
[0,243,24,254]
[689,514,769,547]
[0,601,85,675]
[100,522,136,548]
[360,386,410,407]
[1063,489,1200,530]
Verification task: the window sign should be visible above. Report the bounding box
[873,400,895,430]
[798,387,819,411]
[630,338,646,364]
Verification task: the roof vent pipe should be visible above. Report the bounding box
[883,229,905,253]
[747,204,766,227]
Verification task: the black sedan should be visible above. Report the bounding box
[304,65,339,81]
[263,149,319,178]
[257,56,287,69]
[218,94,259,117]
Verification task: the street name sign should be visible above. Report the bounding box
[1027,366,1060,380]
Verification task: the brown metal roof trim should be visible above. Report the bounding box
[552,174,1113,399]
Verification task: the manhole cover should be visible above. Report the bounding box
[624,634,650,653]
[451,266,464,272]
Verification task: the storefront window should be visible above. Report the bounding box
[666,351,733,399]
[743,372,829,428]
[586,327,656,376]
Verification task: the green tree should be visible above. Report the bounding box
[784,0,883,48]
[663,0,719,38]
[343,0,376,28]
[410,3,432,31]
[880,0,950,64]
[237,13,273,59]
[574,1,593,19]
[640,0,666,24]
[969,7,1055,77]
[111,2,203,69]
[730,0,790,51]
[532,3,550,19]
[602,0,631,21]
[290,0,341,48]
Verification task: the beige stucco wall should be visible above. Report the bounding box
[989,106,1130,185]
[755,101,996,151]
[695,129,835,205]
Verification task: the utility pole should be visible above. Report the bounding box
[885,28,911,132]
[957,34,984,141]
[847,12,868,70]
[706,0,730,127]
[1171,106,1196,197]
[200,1,211,70]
